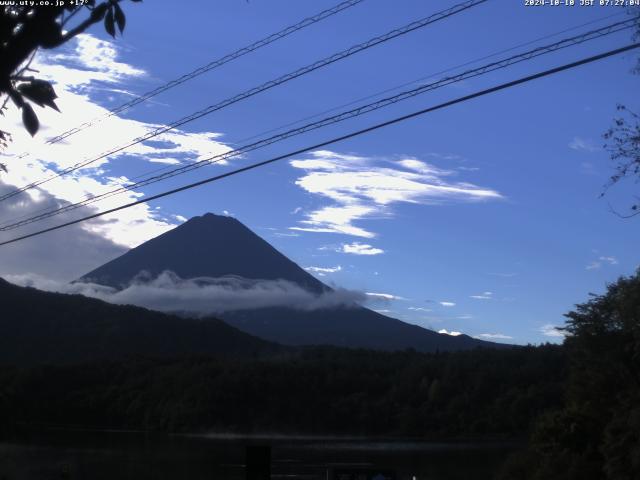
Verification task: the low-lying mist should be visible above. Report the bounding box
[5,271,371,316]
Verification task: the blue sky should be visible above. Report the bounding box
[0,0,638,344]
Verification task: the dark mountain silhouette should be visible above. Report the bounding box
[220,306,494,351]
[80,213,324,293]
[0,278,281,366]
[79,213,508,352]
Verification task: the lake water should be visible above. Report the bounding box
[0,430,516,479]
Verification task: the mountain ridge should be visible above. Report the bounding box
[78,213,510,352]
[79,213,326,293]
[0,277,282,365]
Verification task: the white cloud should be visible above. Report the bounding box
[540,324,566,338]
[439,301,456,307]
[408,307,432,312]
[147,157,182,165]
[0,184,126,281]
[0,34,232,249]
[49,34,145,82]
[341,242,384,255]
[586,256,618,270]
[289,150,502,238]
[438,329,462,336]
[424,152,464,161]
[475,333,513,340]
[470,291,493,300]
[580,161,597,176]
[569,137,598,153]
[366,292,403,301]
[304,265,342,276]
[290,204,377,237]
[5,271,368,315]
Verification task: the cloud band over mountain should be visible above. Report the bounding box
[5,271,369,315]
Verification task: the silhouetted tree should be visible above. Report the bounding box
[604,106,640,217]
[0,344,567,439]
[499,270,640,480]
[0,0,140,148]
[602,9,640,217]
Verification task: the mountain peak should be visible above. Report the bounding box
[196,212,237,222]
[79,214,325,292]
[78,214,508,352]
[181,212,241,228]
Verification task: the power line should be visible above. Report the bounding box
[0,17,634,232]
[14,0,367,154]
[232,10,628,147]
[0,0,488,203]
[71,11,632,204]
[1,42,637,248]
[1,17,634,232]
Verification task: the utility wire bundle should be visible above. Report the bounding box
[0,0,488,203]
[0,0,637,247]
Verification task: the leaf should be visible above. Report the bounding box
[17,80,59,111]
[104,7,116,37]
[22,103,39,137]
[7,89,24,108]
[90,3,108,21]
[114,3,126,33]
[38,22,64,48]
[42,97,60,112]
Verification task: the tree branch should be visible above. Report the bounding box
[52,3,110,48]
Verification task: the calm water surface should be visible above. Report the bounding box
[0,430,517,479]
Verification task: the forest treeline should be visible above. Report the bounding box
[498,271,640,480]
[0,344,565,439]
[1,272,637,479]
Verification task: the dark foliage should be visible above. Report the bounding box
[604,105,640,217]
[0,278,282,366]
[498,271,640,480]
[0,0,140,143]
[0,272,564,440]
[601,9,640,217]
[0,344,565,439]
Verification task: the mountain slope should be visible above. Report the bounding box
[221,306,489,351]
[80,213,325,293]
[0,278,282,366]
[78,213,509,352]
